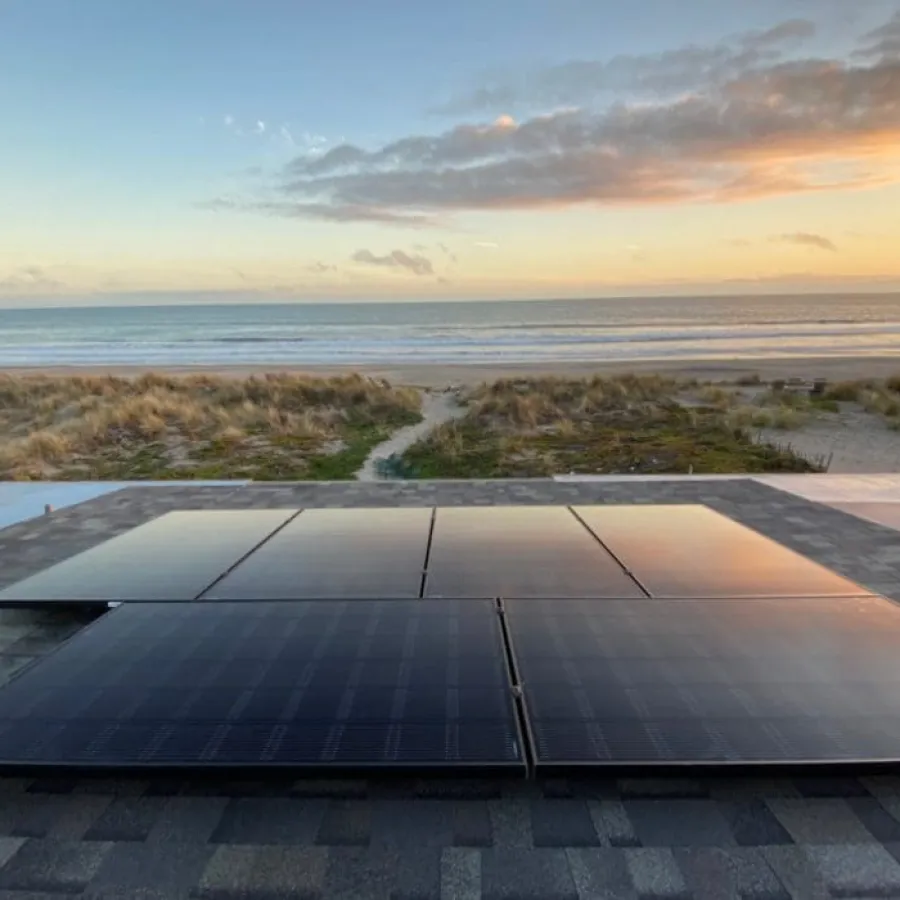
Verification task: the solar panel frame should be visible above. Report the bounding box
[424,506,645,599]
[201,508,435,601]
[504,595,900,774]
[0,599,526,775]
[0,510,300,608]
[572,505,874,599]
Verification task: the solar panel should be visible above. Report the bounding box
[202,508,432,600]
[831,503,900,533]
[0,511,298,607]
[573,505,872,598]
[424,507,644,599]
[0,600,523,772]
[506,596,900,770]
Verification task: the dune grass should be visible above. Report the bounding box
[822,378,900,425]
[397,375,822,478]
[0,372,422,480]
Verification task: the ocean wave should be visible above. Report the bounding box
[9,320,900,349]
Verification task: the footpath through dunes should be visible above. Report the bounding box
[356,389,466,480]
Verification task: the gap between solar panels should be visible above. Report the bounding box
[0,509,304,609]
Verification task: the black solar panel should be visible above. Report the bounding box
[425,507,644,598]
[573,505,872,598]
[505,596,900,770]
[202,508,432,600]
[0,511,298,606]
[0,600,523,772]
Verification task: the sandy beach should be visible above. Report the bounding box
[7,354,900,389]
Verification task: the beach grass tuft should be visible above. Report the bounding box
[0,372,421,480]
[398,375,824,477]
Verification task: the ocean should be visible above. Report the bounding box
[1,294,899,367]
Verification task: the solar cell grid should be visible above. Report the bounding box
[424,506,645,599]
[573,505,873,598]
[201,507,432,600]
[0,510,299,606]
[0,600,523,771]
[506,596,900,769]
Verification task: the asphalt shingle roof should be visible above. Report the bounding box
[0,478,899,898]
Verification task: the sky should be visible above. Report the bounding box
[1,0,899,305]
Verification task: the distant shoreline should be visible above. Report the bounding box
[4,355,898,388]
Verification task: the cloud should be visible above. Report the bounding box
[209,10,900,226]
[351,249,434,276]
[198,196,439,228]
[431,19,817,114]
[772,232,839,252]
[857,10,900,59]
[0,265,64,294]
[474,241,499,249]
[306,261,337,274]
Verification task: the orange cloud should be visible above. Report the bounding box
[213,12,900,225]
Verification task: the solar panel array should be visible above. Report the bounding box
[0,504,893,773]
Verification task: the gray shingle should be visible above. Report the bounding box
[209,798,327,845]
[588,800,639,847]
[86,841,213,895]
[370,799,454,850]
[715,800,795,847]
[793,777,870,798]
[766,798,876,845]
[708,778,802,802]
[674,847,789,900]
[195,845,327,900]
[530,800,601,848]
[805,843,900,897]
[315,800,372,847]
[566,848,636,899]
[846,797,900,843]
[0,839,111,893]
[0,838,24,870]
[323,846,441,900]
[481,848,577,900]
[761,846,830,900]
[625,800,736,848]
[83,796,168,842]
[623,848,691,899]
[146,797,230,844]
[488,798,533,851]
[453,801,494,848]
[441,847,481,900]
[0,793,112,840]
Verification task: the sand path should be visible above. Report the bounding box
[356,390,465,481]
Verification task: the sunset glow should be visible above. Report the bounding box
[1,0,899,304]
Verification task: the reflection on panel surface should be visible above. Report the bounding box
[203,508,432,600]
[425,506,644,598]
[831,503,900,533]
[506,596,900,768]
[0,600,523,771]
[574,505,872,598]
[0,510,297,605]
